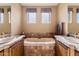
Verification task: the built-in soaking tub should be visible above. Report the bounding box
[24,38,55,56]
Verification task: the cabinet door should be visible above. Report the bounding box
[4,48,10,56]
[57,44,67,56]
[18,40,24,56]
[9,44,18,56]
[55,41,75,56]
[0,50,4,56]
[8,40,24,56]
[55,41,68,56]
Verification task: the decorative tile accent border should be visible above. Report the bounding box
[25,33,54,38]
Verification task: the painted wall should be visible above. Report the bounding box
[11,4,22,35]
[1,4,78,35]
[57,4,68,35]
[22,6,57,33]
[0,6,10,34]
[68,6,79,33]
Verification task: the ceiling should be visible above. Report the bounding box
[0,3,12,6]
[68,3,79,6]
[21,3,58,6]
[0,3,79,6]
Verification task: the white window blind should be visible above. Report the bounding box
[26,8,36,24]
[41,8,51,24]
[68,8,73,23]
[0,8,4,24]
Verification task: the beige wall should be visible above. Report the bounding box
[68,6,79,33]
[22,6,57,33]
[11,4,79,34]
[57,4,68,35]
[11,4,22,35]
[10,4,79,35]
[1,4,78,35]
[57,4,79,33]
[0,6,10,34]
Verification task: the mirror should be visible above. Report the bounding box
[0,7,11,37]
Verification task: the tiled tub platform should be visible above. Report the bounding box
[24,38,55,56]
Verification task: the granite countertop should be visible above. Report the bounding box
[0,35,25,51]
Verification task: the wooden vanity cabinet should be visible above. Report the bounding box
[8,40,24,56]
[0,39,24,56]
[55,40,75,56]
[55,42,68,56]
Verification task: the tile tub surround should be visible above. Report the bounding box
[25,33,54,38]
[0,35,25,51]
[24,38,55,56]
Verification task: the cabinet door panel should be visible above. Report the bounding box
[58,44,67,56]
[8,40,24,56]
[0,50,4,56]
[55,41,68,56]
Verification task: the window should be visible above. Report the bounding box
[7,8,11,24]
[68,8,73,23]
[0,8,4,24]
[26,8,36,24]
[76,8,79,23]
[41,8,51,24]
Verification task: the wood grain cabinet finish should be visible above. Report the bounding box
[55,43,68,56]
[0,50,4,56]
[0,40,24,56]
[8,40,24,56]
[55,40,75,56]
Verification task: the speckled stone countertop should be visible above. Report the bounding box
[0,35,25,51]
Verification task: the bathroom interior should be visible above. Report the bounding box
[0,3,79,56]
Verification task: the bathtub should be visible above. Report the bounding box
[24,38,55,56]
